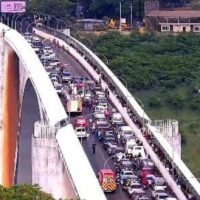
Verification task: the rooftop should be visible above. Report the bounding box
[146,10,200,18]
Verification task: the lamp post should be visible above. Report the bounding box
[11,14,21,29]
[20,17,31,32]
[15,15,23,30]
[134,96,145,131]
[79,36,93,48]
[116,75,145,131]
[50,15,58,30]
[6,13,13,26]
[26,22,35,33]
[95,53,109,65]
[116,76,127,88]
[103,154,116,168]
[119,2,122,32]
[58,19,67,30]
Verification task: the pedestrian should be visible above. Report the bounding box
[92,143,96,154]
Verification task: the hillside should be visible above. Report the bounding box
[90,31,200,176]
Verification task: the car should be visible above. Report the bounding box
[140,158,155,169]
[54,84,62,95]
[119,169,137,185]
[155,192,168,200]
[111,113,123,125]
[62,71,73,82]
[108,146,124,156]
[151,186,167,198]
[126,182,143,197]
[106,142,118,153]
[74,116,88,128]
[94,113,107,126]
[102,136,117,150]
[116,159,135,173]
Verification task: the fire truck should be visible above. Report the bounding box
[98,169,118,192]
[66,94,83,113]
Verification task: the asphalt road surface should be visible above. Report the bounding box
[52,45,131,200]
[16,80,39,184]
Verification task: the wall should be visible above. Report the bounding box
[173,25,191,32]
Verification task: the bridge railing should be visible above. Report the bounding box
[34,25,200,199]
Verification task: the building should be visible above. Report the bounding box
[76,19,106,31]
[145,10,200,32]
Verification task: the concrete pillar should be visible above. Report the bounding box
[32,122,76,199]
[2,45,19,187]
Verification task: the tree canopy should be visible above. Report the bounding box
[0,184,55,200]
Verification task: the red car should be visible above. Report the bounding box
[74,116,88,128]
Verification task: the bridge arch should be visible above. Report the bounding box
[0,23,67,187]
[0,23,107,200]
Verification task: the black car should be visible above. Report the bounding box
[108,146,124,156]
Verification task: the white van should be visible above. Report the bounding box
[75,127,88,138]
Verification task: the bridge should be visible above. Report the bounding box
[0,22,200,200]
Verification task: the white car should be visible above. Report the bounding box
[152,186,167,198]
[111,113,123,124]
[126,182,143,196]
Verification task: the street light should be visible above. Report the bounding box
[115,75,145,131]
[119,2,122,32]
[134,96,145,132]
[11,14,22,29]
[50,15,58,30]
[95,53,109,65]
[58,19,67,30]
[116,76,127,88]
[14,15,23,30]
[6,13,13,26]
[26,22,35,33]
[79,36,93,48]
[103,154,116,168]
[20,17,31,32]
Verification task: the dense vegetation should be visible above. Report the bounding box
[90,31,200,176]
[0,184,55,200]
[27,0,187,20]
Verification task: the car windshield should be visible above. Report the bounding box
[124,131,133,135]
[124,171,133,175]
[76,128,85,132]
[131,184,142,189]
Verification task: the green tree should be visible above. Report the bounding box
[0,184,55,200]
[27,0,73,19]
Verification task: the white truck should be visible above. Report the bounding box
[66,94,83,113]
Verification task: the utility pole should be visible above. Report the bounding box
[77,0,79,19]
[130,2,133,29]
[119,2,122,32]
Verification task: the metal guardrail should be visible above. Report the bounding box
[34,25,200,199]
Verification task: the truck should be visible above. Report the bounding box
[98,169,118,192]
[66,94,83,113]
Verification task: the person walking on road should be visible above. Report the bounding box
[92,143,96,154]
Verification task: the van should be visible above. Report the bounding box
[75,127,88,138]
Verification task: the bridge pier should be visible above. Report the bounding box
[32,121,76,199]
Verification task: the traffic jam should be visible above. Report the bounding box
[25,33,177,200]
